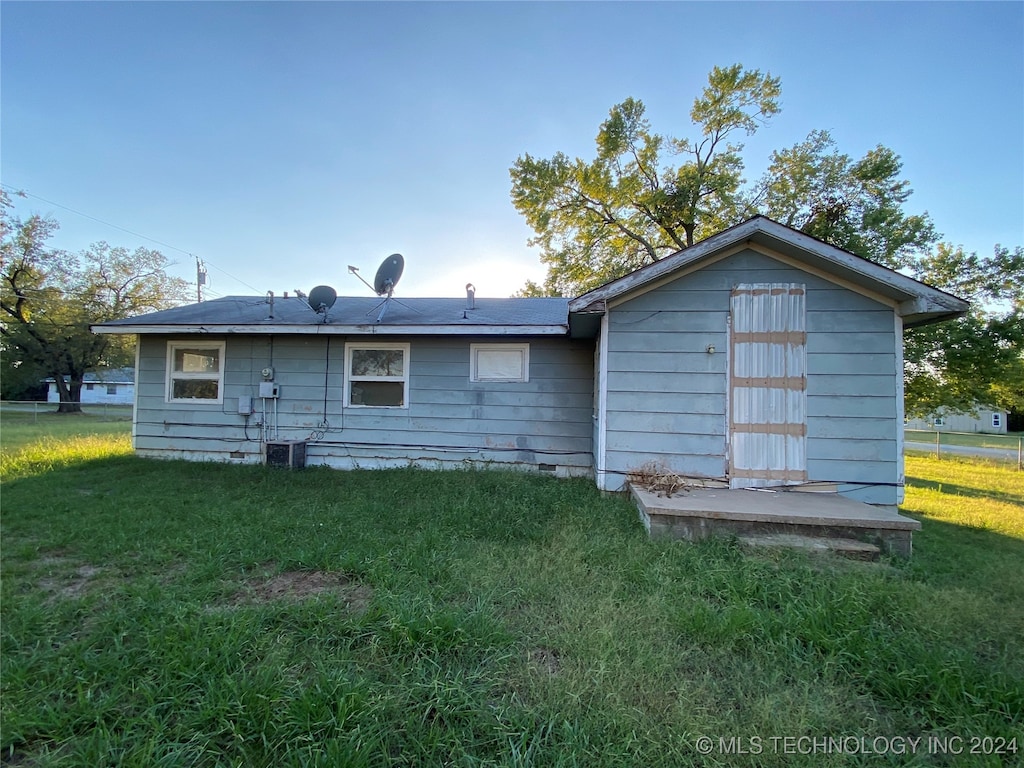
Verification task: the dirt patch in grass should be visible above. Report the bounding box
[528,646,562,676]
[1,745,42,767]
[40,565,105,600]
[229,569,374,613]
[31,552,109,604]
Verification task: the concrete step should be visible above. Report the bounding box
[631,485,918,557]
[737,533,881,561]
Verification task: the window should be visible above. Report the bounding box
[106,384,117,395]
[346,343,409,408]
[166,341,224,403]
[85,383,95,391]
[933,417,944,427]
[992,413,1002,428]
[470,343,530,382]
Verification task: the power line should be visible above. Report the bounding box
[2,183,265,294]
[202,262,261,295]
[3,183,192,257]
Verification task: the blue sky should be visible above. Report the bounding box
[2,1,1022,299]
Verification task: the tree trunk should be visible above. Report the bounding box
[1009,408,1024,433]
[53,375,83,414]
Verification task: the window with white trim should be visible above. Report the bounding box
[933,416,944,427]
[166,341,225,403]
[470,343,530,383]
[345,343,409,408]
[992,413,1002,428]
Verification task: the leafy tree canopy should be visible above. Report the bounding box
[759,129,936,270]
[510,64,1021,419]
[510,64,937,296]
[905,244,1023,417]
[1,190,189,411]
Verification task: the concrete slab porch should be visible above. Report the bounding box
[630,485,921,558]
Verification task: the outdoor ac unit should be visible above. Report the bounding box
[265,440,306,469]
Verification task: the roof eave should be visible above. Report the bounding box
[569,218,771,311]
[91,323,570,336]
[568,216,970,320]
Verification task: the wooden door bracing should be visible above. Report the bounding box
[729,283,807,488]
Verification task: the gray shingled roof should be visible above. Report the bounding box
[93,295,570,335]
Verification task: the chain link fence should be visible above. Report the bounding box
[905,428,1022,470]
[0,400,133,422]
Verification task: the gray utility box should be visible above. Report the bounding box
[265,440,306,468]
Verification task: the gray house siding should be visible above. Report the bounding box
[599,248,900,505]
[98,217,971,512]
[134,334,594,474]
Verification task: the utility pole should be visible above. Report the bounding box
[196,257,207,303]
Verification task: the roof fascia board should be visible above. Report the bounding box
[897,297,937,317]
[569,218,764,311]
[570,216,967,319]
[605,245,747,310]
[744,242,899,309]
[92,323,569,336]
[752,219,968,313]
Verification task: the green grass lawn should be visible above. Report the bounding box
[0,409,132,456]
[905,429,1023,451]
[2,427,1022,766]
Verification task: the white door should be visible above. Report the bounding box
[729,284,807,488]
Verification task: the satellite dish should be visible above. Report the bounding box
[373,253,404,296]
[307,285,337,314]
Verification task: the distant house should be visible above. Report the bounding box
[905,407,1009,435]
[92,217,968,510]
[46,367,135,406]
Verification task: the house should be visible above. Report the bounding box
[46,367,135,405]
[92,217,968,511]
[905,407,1009,434]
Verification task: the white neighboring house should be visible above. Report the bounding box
[46,367,135,406]
[905,407,1008,435]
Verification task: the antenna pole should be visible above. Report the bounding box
[347,265,376,294]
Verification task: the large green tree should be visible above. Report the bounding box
[757,129,936,270]
[510,66,780,295]
[1,192,189,412]
[509,63,1022,418]
[904,243,1023,418]
[510,64,937,296]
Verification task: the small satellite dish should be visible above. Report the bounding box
[307,285,337,314]
[373,253,404,297]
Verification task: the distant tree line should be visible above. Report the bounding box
[1,189,189,411]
